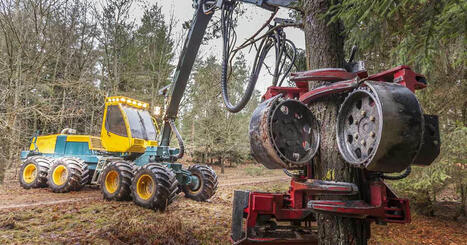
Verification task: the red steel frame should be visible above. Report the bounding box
[262,65,427,103]
[232,65,425,244]
[234,179,410,244]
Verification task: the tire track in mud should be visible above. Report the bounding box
[218,176,289,187]
[0,176,289,210]
[0,197,101,210]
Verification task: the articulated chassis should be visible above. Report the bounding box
[231,66,439,244]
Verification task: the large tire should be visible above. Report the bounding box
[100,160,133,201]
[131,163,178,211]
[182,165,218,201]
[19,156,51,189]
[47,157,90,193]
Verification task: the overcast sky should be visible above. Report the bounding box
[131,0,305,93]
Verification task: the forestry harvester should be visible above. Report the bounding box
[19,95,218,210]
[19,0,441,243]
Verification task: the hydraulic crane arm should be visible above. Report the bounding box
[160,2,213,147]
[159,0,298,149]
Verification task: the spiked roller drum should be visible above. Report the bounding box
[249,95,320,169]
[336,81,424,173]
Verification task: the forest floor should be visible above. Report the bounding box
[0,164,466,244]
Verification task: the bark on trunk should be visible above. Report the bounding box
[302,1,370,244]
[219,156,225,174]
[461,183,467,216]
[0,161,4,184]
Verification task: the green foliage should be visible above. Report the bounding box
[125,3,175,106]
[180,56,260,166]
[328,0,466,75]
[97,0,175,105]
[97,0,136,93]
[390,125,466,213]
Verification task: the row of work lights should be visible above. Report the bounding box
[106,96,148,109]
[105,96,162,116]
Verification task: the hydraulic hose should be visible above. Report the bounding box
[277,39,296,87]
[221,3,259,113]
[168,119,184,160]
[221,25,275,112]
[381,166,411,180]
[220,3,297,113]
[271,31,282,86]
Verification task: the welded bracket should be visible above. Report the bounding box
[308,180,411,224]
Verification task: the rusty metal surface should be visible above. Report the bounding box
[293,179,359,196]
[249,95,319,169]
[249,95,285,169]
[290,68,355,82]
[299,79,359,104]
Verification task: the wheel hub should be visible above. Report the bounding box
[23,164,37,184]
[188,174,202,194]
[137,174,155,200]
[52,165,68,186]
[105,170,119,194]
[340,90,381,162]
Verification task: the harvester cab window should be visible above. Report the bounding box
[139,110,157,140]
[122,106,157,141]
[106,105,128,137]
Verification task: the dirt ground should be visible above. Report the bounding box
[0,164,466,244]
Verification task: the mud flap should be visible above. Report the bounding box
[231,190,250,243]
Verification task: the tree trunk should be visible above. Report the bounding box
[0,160,4,184]
[302,1,370,244]
[7,46,22,169]
[219,156,225,174]
[460,183,466,217]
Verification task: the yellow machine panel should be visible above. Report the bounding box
[30,134,105,154]
[29,135,59,154]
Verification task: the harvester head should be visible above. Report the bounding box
[249,66,440,173]
[232,65,441,244]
